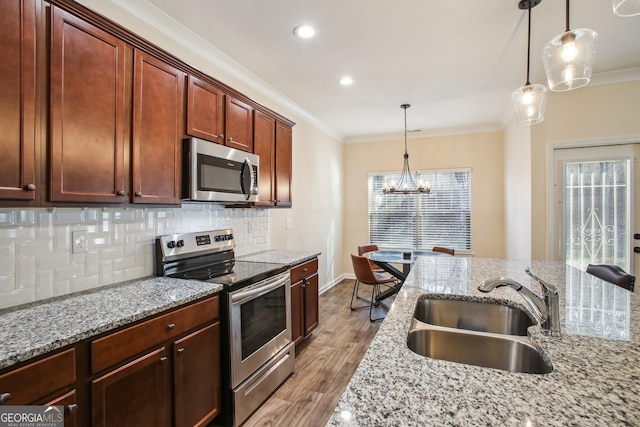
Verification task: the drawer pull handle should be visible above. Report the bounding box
[160,356,168,363]
[0,393,11,404]
[303,268,308,272]
[167,323,176,330]
[67,403,78,414]
[177,348,185,354]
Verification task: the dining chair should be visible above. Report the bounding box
[358,244,389,274]
[586,264,635,292]
[350,254,397,321]
[432,246,455,256]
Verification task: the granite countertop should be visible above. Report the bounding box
[328,256,640,426]
[237,249,321,266]
[0,249,319,371]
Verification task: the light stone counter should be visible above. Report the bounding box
[328,256,640,426]
[237,249,320,266]
[0,277,224,370]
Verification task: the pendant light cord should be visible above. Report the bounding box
[525,5,531,86]
[565,0,570,31]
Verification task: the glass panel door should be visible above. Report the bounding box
[554,145,635,273]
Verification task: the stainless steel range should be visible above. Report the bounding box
[155,229,295,426]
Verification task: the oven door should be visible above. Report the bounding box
[187,137,258,202]
[228,271,291,389]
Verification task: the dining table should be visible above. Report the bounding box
[365,250,445,301]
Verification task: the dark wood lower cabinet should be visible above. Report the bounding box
[45,389,78,427]
[91,347,170,427]
[291,280,304,345]
[174,322,221,427]
[290,258,320,345]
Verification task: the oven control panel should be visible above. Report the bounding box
[157,229,235,261]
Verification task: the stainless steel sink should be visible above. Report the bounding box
[412,297,535,336]
[406,326,553,374]
[407,296,553,374]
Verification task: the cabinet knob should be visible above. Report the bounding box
[135,192,142,197]
[228,136,234,142]
[67,403,78,414]
[117,190,126,196]
[177,348,185,354]
[25,184,36,191]
[303,268,308,272]
[167,323,175,330]
[0,393,11,404]
[160,356,167,363]
[219,134,224,139]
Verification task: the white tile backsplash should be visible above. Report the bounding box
[0,204,269,309]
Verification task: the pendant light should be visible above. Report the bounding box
[382,105,430,195]
[511,0,547,125]
[612,0,640,16]
[542,0,598,91]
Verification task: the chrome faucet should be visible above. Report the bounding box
[478,268,561,337]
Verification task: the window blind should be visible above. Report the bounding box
[368,170,471,251]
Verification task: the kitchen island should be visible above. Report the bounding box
[328,256,640,426]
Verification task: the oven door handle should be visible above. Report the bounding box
[231,273,289,303]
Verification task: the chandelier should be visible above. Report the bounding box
[382,104,430,195]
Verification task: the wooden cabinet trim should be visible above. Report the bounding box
[0,348,75,405]
[91,296,219,373]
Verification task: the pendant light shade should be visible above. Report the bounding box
[612,0,640,16]
[512,84,547,125]
[512,0,547,125]
[542,0,598,92]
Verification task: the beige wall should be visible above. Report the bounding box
[504,119,532,260]
[530,80,640,260]
[76,0,345,289]
[342,132,506,273]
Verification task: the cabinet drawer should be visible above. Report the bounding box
[290,258,318,284]
[91,296,218,373]
[0,348,75,405]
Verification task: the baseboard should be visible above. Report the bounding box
[319,273,352,295]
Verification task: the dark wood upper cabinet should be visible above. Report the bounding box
[225,96,253,152]
[253,110,276,206]
[0,0,37,201]
[49,6,127,203]
[186,75,225,144]
[274,121,292,207]
[132,50,184,204]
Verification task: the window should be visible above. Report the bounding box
[368,169,471,251]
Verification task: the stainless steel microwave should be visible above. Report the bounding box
[183,137,259,203]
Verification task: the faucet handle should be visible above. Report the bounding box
[525,267,559,295]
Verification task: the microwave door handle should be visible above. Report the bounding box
[242,158,256,200]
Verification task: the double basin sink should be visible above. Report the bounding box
[407,297,553,374]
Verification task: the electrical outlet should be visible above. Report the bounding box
[285,218,291,229]
[72,231,88,253]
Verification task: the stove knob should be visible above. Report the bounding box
[176,240,185,248]
[167,241,176,249]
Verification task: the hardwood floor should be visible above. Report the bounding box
[242,279,394,427]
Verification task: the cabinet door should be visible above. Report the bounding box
[253,110,275,206]
[186,75,225,144]
[92,347,170,427]
[0,0,36,201]
[50,7,127,203]
[132,50,184,204]
[290,280,304,345]
[274,121,292,207]
[303,273,319,336]
[225,96,253,152]
[45,389,78,427]
[174,322,221,427]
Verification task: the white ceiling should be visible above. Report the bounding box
[120,0,640,141]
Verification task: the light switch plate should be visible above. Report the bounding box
[285,218,291,229]
[72,231,88,253]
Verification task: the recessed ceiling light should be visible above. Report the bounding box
[293,25,316,39]
[339,76,354,86]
